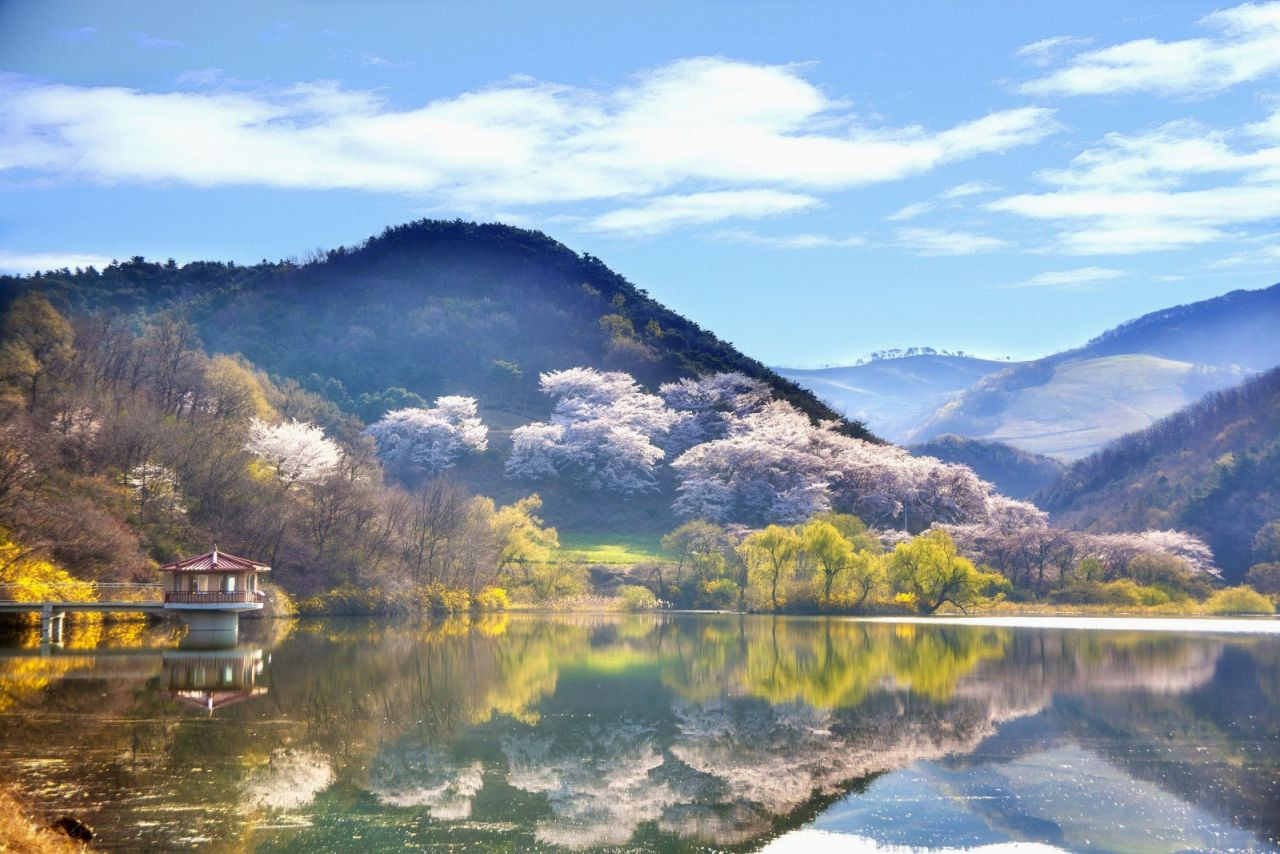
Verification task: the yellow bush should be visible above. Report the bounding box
[1203,586,1275,615]
[0,538,97,603]
[473,587,510,611]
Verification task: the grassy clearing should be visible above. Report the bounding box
[553,533,672,566]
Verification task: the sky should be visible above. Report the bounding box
[1,1,1279,366]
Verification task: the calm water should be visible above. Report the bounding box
[1,614,1278,853]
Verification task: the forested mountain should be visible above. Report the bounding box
[776,353,1011,443]
[787,282,1280,459]
[908,434,1064,500]
[1037,366,1280,579]
[0,220,869,532]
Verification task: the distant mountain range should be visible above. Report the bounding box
[780,282,1280,460]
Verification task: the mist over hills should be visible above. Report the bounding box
[784,283,1280,461]
[777,354,1010,442]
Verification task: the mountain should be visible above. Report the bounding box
[776,354,1012,443]
[908,434,1064,500]
[0,219,871,533]
[1036,366,1280,580]
[786,283,1280,460]
[912,354,1245,460]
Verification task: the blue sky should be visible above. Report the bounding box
[2,1,1279,366]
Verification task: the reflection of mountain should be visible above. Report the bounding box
[0,615,1277,851]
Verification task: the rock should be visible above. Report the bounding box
[53,815,95,841]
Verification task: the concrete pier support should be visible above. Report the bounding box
[40,604,65,646]
[177,610,240,649]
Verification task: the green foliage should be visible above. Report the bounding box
[739,525,799,610]
[618,584,658,611]
[1244,562,1280,596]
[1253,521,1280,563]
[887,528,996,614]
[473,586,510,611]
[0,294,74,410]
[1203,586,1275,615]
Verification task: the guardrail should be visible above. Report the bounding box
[0,582,163,604]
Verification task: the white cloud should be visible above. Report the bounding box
[0,250,116,275]
[940,181,999,199]
[134,32,183,49]
[713,229,866,248]
[893,227,1008,256]
[886,201,934,221]
[986,115,1280,254]
[997,266,1124,289]
[587,190,817,236]
[1015,35,1094,68]
[1020,2,1280,97]
[0,58,1056,235]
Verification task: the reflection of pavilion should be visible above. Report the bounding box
[162,648,267,712]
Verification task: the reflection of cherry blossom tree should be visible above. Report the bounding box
[368,744,483,819]
[503,723,677,849]
[245,418,341,486]
[365,396,488,476]
[242,748,334,812]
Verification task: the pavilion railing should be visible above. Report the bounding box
[163,591,263,605]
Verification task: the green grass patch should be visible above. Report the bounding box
[554,533,672,565]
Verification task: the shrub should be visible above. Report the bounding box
[697,578,740,610]
[437,589,471,614]
[473,587,510,611]
[1244,562,1280,596]
[1203,586,1275,615]
[619,584,659,611]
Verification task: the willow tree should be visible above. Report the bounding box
[739,525,799,610]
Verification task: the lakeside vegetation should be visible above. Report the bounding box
[0,286,1274,624]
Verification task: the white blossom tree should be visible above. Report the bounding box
[245,418,342,487]
[366,396,488,476]
[505,368,678,495]
[659,372,771,452]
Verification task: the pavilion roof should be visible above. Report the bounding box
[159,547,270,573]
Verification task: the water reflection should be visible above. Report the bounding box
[162,648,267,712]
[0,614,1275,851]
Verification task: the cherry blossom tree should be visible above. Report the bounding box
[366,396,488,476]
[505,368,677,495]
[660,372,771,452]
[245,418,342,487]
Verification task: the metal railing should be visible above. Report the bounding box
[0,582,163,604]
[163,590,263,605]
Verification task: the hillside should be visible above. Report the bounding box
[1037,366,1280,579]
[776,354,1012,442]
[911,354,1245,459]
[786,283,1279,460]
[908,434,1063,499]
[1065,282,1280,370]
[0,220,871,532]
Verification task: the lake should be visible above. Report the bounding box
[1,614,1277,852]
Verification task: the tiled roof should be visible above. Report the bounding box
[160,548,270,573]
